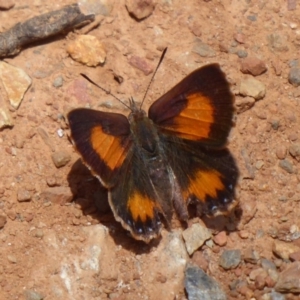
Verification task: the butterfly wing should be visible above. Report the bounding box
[108,147,167,242]
[67,108,132,187]
[148,64,238,216]
[68,108,165,242]
[149,64,234,148]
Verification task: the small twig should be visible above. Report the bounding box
[0,3,95,58]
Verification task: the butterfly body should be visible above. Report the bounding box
[67,64,239,243]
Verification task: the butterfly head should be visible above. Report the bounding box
[128,97,146,123]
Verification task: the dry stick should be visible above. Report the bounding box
[0,3,95,58]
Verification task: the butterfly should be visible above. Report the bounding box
[67,61,239,243]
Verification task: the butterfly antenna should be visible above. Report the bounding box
[140,47,168,109]
[80,73,131,110]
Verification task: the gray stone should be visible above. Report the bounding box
[185,265,227,300]
[279,159,294,174]
[182,223,212,255]
[219,249,241,270]
[239,77,266,100]
[289,68,300,87]
[24,290,44,300]
[261,258,277,271]
[53,76,64,88]
[236,49,248,58]
[270,291,286,300]
[193,39,216,57]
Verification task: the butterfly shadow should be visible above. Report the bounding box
[67,159,161,254]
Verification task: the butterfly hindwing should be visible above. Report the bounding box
[149,64,234,147]
[108,145,173,242]
[161,135,238,216]
[67,108,132,187]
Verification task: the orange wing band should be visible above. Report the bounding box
[91,126,127,170]
[183,169,224,201]
[127,191,160,222]
[166,93,214,140]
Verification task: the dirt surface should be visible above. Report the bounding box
[1,1,300,299]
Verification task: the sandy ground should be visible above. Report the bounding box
[0,1,300,299]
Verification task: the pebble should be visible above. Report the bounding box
[192,39,216,57]
[244,248,260,264]
[289,143,300,161]
[46,177,57,187]
[234,33,246,44]
[213,231,227,246]
[78,0,113,16]
[272,240,300,260]
[17,189,32,202]
[288,67,300,87]
[128,55,154,75]
[0,107,13,129]
[125,0,155,20]
[272,60,282,76]
[235,96,255,113]
[0,214,7,228]
[289,250,300,261]
[40,186,73,205]
[239,197,257,226]
[0,61,32,109]
[0,0,15,10]
[24,289,44,300]
[51,151,71,168]
[192,251,209,272]
[275,261,300,293]
[67,35,106,67]
[182,223,212,255]
[185,265,227,300]
[261,258,277,271]
[240,56,267,76]
[270,290,286,300]
[53,76,64,88]
[236,49,248,58]
[239,77,266,100]
[249,267,267,281]
[278,159,294,174]
[37,127,55,152]
[219,249,242,270]
[276,145,287,159]
[267,33,289,52]
[7,254,17,263]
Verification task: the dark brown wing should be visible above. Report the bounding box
[67,108,132,187]
[149,64,234,148]
[148,64,238,216]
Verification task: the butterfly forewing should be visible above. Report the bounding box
[67,108,132,187]
[149,64,234,148]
